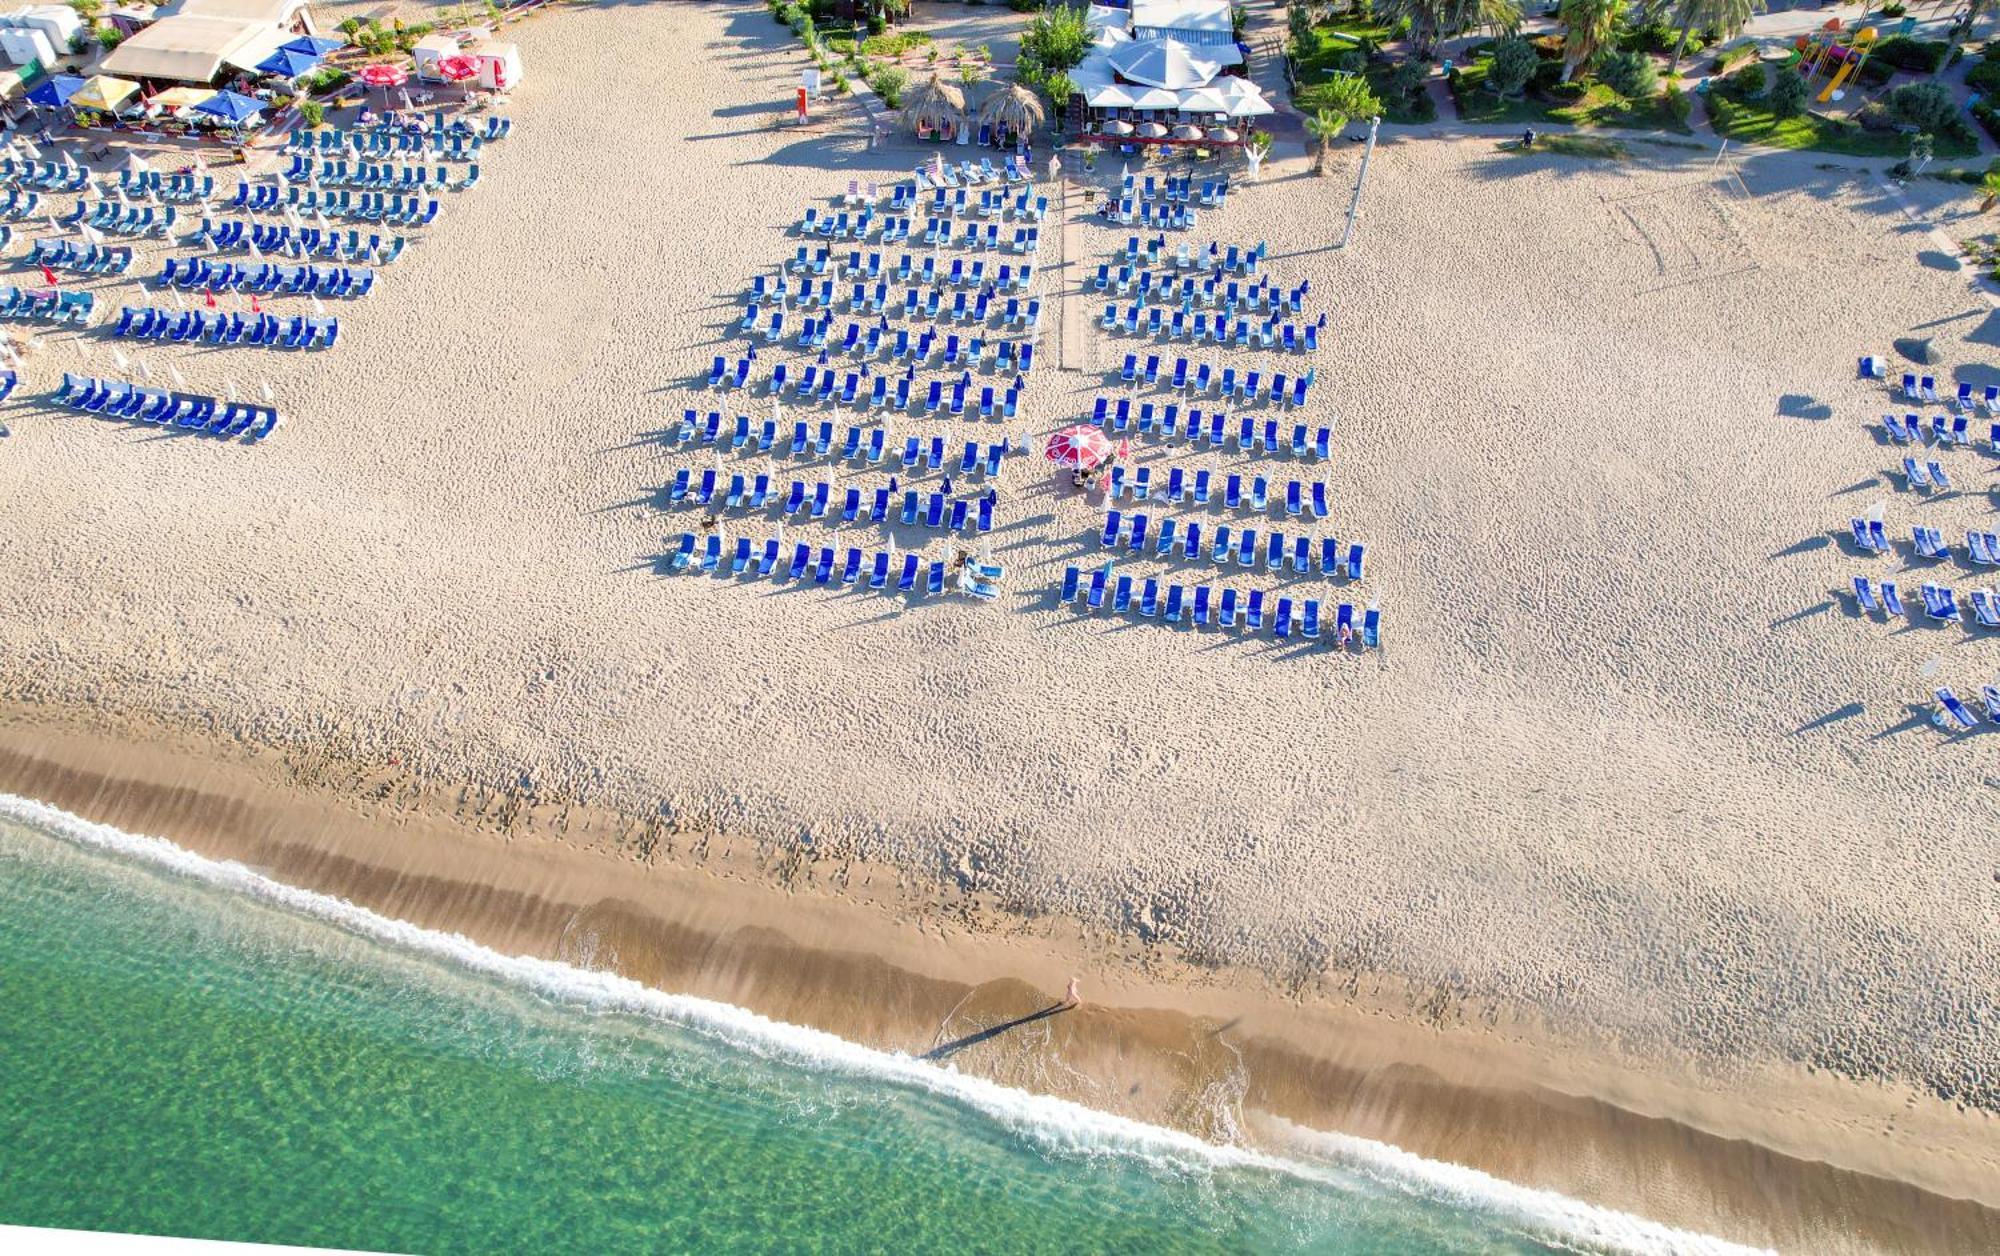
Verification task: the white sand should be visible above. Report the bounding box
[1,0,1996,1132]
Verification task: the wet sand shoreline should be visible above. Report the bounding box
[3,707,1994,1254]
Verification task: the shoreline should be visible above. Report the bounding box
[2,706,1994,1253]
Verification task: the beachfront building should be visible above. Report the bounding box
[1069,1,1271,147]
[99,0,317,88]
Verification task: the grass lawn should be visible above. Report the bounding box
[1293,19,1433,124]
[1449,61,1557,125]
[1511,134,1630,161]
[1706,92,1979,158]
[1547,82,1693,134]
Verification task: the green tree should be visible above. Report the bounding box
[1978,168,2000,213]
[1887,80,1956,132]
[1649,0,1763,73]
[1304,76,1384,175]
[1557,0,1625,81]
[1486,34,1538,96]
[1766,66,1809,116]
[1374,0,1521,59]
[1020,5,1090,71]
[1598,47,1658,97]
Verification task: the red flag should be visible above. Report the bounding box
[38,264,55,286]
[250,295,261,314]
[204,288,216,309]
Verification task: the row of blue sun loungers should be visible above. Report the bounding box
[1854,576,2000,627]
[109,306,338,350]
[1851,517,2000,563]
[1103,469,1336,517]
[1116,356,1317,406]
[155,256,375,298]
[780,250,1034,293]
[1062,569,1378,644]
[277,186,442,226]
[1091,401,1333,458]
[288,117,504,157]
[1095,267,1311,315]
[669,471,999,533]
[746,293,1039,339]
[114,169,215,203]
[58,200,176,238]
[0,158,88,192]
[1121,172,1231,208]
[670,532,982,595]
[1932,683,2000,729]
[671,411,1010,471]
[0,187,39,219]
[909,156,1026,190]
[798,210,1044,254]
[1882,412,1998,449]
[720,364,1027,418]
[27,238,132,275]
[1104,197,1199,229]
[1125,238,1266,275]
[55,373,279,440]
[1101,512,1366,578]
[0,284,92,324]
[1102,307,1320,351]
[769,314,1039,366]
[282,156,482,192]
[1901,457,1960,492]
[1895,372,2000,412]
[826,186,1044,223]
[191,218,407,265]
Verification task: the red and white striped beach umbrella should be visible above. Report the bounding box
[433,55,480,83]
[1044,425,1123,470]
[358,63,409,88]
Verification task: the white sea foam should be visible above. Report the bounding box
[1,792,1766,1256]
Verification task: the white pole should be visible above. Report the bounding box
[1336,116,1380,251]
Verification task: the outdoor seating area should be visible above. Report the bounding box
[1048,173,1379,653]
[659,165,1054,602]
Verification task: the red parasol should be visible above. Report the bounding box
[358,63,409,88]
[433,55,480,83]
[1044,425,1124,471]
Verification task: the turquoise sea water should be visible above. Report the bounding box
[0,801,1729,1255]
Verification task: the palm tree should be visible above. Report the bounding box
[1304,76,1384,175]
[1558,0,1625,82]
[1376,0,1522,59]
[902,73,966,136]
[1654,0,1762,73]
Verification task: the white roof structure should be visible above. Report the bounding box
[1131,0,1233,35]
[156,0,307,22]
[101,14,290,81]
[1105,37,1221,89]
[1069,1,1271,121]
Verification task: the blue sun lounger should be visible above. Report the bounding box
[1086,569,1107,609]
[898,554,921,592]
[814,547,836,584]
[1061,566,1081,602]
[1362,606,1381,647]
[668,533,696,570]
[699,535,722,573]
[758,540,781,576]
[1881,581,1905,617]
[1218,588,1238,627]
[1192,585,1211,625]
[1935,688,1980,729]
[731,538,752,574]
[1112,575,1133,613]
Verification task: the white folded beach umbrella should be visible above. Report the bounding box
[1137,122,1168,139]
[169,365,187,388]
[1172,124,1203,141]
[1103,119,1134,136]
[1212,127,1241,143]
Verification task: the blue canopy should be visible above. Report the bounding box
[25,75,86,108]
[279,36,344,57]
[255,48,321,78]
[194,90,266,123]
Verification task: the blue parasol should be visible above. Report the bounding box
[25,74,87,108]
[193,90,267,124]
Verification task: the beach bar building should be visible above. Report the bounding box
[1069,0,1271,147]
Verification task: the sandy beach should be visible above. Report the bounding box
[2,0,1998,1247]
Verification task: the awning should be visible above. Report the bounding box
[254,47,320,77]
[1106,38,1221,89]
[194,89,264,122]
[25,74,87,108]
[149,86,217,109]
[102,16,274,82]
[71,75,142,111]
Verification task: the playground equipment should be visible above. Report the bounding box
[1793,22,1879,104]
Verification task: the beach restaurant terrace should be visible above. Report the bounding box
[1069,22,1271,147]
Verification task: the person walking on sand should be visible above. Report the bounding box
[1061,976,1081,1009]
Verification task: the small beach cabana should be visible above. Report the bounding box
[902,73,965,142]
[975,82,1043,149]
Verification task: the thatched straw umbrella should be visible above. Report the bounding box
[976,82,1045,141]
[903,74,966,135]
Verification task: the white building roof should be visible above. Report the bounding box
[100,15,289,82]
[1130,0,1232,34]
